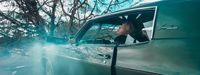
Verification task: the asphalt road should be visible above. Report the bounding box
[0,43,108,75]
[0,43,58,75]
[0,50,46,75]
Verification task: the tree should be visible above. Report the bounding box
[0,0,139,43]
[0,0,47,39]
[59,0,135,34]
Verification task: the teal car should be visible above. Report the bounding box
[51,0,200,75]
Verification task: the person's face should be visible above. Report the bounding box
[117,23,130,35]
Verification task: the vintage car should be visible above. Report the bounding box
[49,0,200,75]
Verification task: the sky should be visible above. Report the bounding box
[0,0,162,12]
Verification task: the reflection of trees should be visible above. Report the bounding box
[95,24,119,40]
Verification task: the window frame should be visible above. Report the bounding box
[75,6,158,44]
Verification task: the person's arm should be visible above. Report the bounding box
[114,35,127,44]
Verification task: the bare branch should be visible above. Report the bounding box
[111,0,129,6]
[60,0,71,17]
[59,0,79,20]
[36,0,51,16]
[0,11,23,26]
[36,0,48,11]
[85,0,97,19]
[75,0,87,10]
[56,14,63,27]
[101,0,114,14]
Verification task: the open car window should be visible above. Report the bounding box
[80,22,121,44]
[79,7,156,45]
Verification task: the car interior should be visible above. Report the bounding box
[80,8,156,45]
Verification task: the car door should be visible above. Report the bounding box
[114,6,160,75]
[45,23,114,75]
[57,7,159,75]
[71,6,159,75]
[73,21,118,75]
[50,10,122,75]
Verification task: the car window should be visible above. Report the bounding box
[79,7,156,45]
[124,10,156,44]
[80,23,121,44]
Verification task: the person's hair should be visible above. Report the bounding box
[122,21,134,33]
[125,18,149,42]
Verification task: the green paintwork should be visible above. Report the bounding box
[65,0,200,75]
